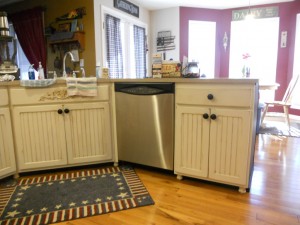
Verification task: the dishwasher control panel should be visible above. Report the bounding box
[115,82,174,95]
[120,86,163,95]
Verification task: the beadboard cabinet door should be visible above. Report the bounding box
[208,108,252,186]
[0,108,16,179]
[174,83,257,193]
[64,102,113,164]
[174,106,251,186]
[174,105,210,178]
[13,105,68,171]
[13,102,113,171]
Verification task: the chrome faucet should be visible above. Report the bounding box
[63,51,75,77]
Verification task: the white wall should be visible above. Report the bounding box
[150,7,180,62]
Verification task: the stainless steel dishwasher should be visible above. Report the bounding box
[115,82,174,170]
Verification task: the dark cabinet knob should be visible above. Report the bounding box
[207,94,214,100]
[203,113,209,119]
[64,108,70,114]
[210,114,217,120]
[57,109,63,114]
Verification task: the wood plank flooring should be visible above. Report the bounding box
[52,133,300,225]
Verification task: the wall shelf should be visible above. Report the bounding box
[0,36,13,42]
[48,31,85,52]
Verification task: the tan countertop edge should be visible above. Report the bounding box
[0,77,259,87]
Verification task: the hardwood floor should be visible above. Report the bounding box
[54,133,300,225]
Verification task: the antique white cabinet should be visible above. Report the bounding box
[174,82,258,193]
[0,88,16,179]
[10,84,113,172]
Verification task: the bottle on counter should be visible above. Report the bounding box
[38,62,45,80]
[96,61,101,78]
[28,64,35,80]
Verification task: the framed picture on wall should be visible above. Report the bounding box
[58,23,71,32]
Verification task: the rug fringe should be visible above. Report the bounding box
[18,167,122,185]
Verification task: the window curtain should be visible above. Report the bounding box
[105,14,123,78]
[10,7,47,74]
[133,25,146,78]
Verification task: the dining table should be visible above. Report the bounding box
[259,82,280,90]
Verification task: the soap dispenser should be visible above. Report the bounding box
[38,62,45,80]
[28,64,35,80]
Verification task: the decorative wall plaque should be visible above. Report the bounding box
[114,0,139,18]
[232,6,279,21]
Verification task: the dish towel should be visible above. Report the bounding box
[66,77,97,97]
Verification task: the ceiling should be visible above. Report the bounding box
[0,0,294,11]
[0,0,23,8]
[133,0,295,10]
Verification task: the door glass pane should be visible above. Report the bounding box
[229,17,279,101]
[188,20,216,78]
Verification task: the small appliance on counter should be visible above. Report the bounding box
[0,11,20,80]
[0,41,20,80]
[182,61,200,78]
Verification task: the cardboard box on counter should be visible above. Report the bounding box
[161,61,181,78]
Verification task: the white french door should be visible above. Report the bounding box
[292,14,300,109]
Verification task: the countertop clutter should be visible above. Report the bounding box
[0,78,259,193]
[0,77,259,87]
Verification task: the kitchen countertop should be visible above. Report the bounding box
[0,77,259,87]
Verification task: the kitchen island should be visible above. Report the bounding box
[0,78,258,192]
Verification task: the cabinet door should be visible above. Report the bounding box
[13,105,67,171]
[209,108,252,186]
[174,105,210,178]
[0,108,16,179]
[64,102,113,164]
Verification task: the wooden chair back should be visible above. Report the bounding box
[282,74,299,104]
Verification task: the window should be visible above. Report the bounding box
[229,17,279,101]
[188,20,216,78]
[99,6,147,79]
[105,14,124,78]
[8,23,34,80]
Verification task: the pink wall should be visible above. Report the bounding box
[180,1,300,115]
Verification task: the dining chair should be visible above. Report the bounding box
[260,74,300,130]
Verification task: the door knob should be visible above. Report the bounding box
[57,109,63,114]
[210,114,217,120]
[207,94,214,100]
[64,108,70,114]
[203,113,209,119]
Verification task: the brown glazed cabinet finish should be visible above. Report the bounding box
[50,133,300,225]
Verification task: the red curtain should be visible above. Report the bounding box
[10,7,47,74]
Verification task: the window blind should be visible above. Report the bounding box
[133,25,146,78]
[105,14,123,78]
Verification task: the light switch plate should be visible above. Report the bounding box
[71,50,80,62]
[281,31,287,48]
[80,59,84,67]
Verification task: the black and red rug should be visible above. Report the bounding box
[0,166,154,225]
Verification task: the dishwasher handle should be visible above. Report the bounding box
[115,83,174,95]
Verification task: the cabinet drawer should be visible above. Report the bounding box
[176,84,254,108]
[0,88,8,106]
[10,84,110,105]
